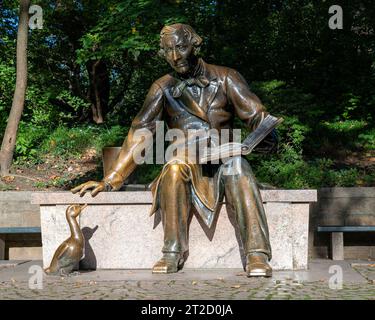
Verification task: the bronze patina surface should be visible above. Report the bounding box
[44,204,87,275]
[72,24,276,277]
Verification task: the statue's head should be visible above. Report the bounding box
[159,23,202,75]
[66,204,87,218]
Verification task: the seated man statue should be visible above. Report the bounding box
[72,23,275,277]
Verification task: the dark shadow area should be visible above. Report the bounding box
[189,206,221,242]
[80,226,99,271]
[152,199,246,268]
[310,188,375,260]
[153,209,161,230]
[63,166,103,190]
[3,233,42,260]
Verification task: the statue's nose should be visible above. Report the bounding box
[172,49,180,63]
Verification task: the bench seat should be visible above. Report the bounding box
[0,227,41,260]
[317,225,375,260]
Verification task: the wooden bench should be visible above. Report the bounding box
[317,226,375,260]
[0,191,41,260]
[0,227,41,259]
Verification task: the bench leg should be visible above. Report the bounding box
[331,232,344,260]
[0,236,5,260]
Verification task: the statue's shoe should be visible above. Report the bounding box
[152,253,185,274]
[246,253,272,277]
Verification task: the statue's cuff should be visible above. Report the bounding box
[248,111,268,131]
[103,171,124,191]
[103,181,113,192]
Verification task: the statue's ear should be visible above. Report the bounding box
[192,33,203,47]
[192,33,202,56]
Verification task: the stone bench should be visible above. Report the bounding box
[31,190,317,271]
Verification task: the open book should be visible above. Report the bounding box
[200,114,283,162]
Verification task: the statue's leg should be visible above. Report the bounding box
[152,163,191,274]
[222,157,272,277]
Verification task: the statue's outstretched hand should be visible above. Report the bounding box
[71,181,106,197]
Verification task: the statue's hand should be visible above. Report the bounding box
[71,181,106,197]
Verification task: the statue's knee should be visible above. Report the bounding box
[163,163,186,182]
[169,163,182,173]
[222,157,252,176]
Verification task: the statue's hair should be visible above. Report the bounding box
[158,23,202,57]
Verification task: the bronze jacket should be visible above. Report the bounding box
[103,58,268,221]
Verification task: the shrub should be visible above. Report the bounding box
[40,126,95,158]
[358,128,375,150]
[24,125,130,160]
[15,122,49,162]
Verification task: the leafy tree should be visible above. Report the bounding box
[0,0,373,186]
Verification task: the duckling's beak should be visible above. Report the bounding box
[81,204,88,211]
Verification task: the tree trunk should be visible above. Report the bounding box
[0,0,30,176]
[87,60,110,124]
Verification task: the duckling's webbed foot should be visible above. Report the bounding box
[59,266,74,277]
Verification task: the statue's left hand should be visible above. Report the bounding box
[71,181,106,197]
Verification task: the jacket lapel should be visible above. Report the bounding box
[170,59,220,122]
[178,89,209,122]
[200,78,219,112]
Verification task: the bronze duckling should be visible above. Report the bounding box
[44,204,87,276]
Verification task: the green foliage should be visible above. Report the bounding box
[250,116,369,189]
[251,80,323,121]
[314,119,371,153]
[252,147,365,189]
[92,125,129,151]
[358,129,375,151]
[41,126,95,158]
[77,0,186,64]
[133,164,162,184]
[0,63,15,135]
[55,91,90,113]
[14,122,49,162]
[322,120,367,133]
[39,125,129,159]
[0,0,374,188]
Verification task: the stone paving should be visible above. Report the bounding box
[352,263,375,284]
[0,260,374,300]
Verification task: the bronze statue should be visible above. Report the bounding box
[72,23,276,277]
[44,204,87,275]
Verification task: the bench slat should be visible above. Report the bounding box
[317,226,375,232]
[0,227,41,234]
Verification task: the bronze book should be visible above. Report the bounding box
[201,114,283,162]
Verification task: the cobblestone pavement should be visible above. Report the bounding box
[1,277,375,300]
[0,260,374,300]
[352,263,375,284]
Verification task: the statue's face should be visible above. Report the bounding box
[161,29,194,75]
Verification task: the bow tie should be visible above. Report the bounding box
[172,75,210,98]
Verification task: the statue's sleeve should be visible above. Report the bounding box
[103,82,164,190]
[225,68,268,131]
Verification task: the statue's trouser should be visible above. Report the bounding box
[159,157,272,260]
[222,157,272,259]
[159,163,191,255]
